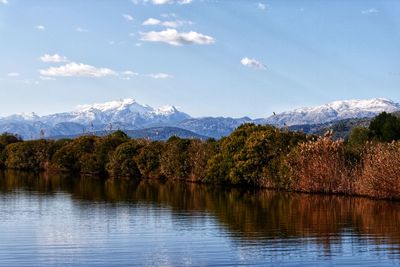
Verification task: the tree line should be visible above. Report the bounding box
[1,111,400,199]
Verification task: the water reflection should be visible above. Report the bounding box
[1,170,400,265]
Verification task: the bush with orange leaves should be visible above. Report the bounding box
[358,141,400,200]
[285,137,355,194]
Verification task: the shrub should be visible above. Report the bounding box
[5,140,54,171]
[286,137,354,194]
[358,141,400,199]
[0,133,22,168]
[135,141,164,179]
[51,136,97,172]
[106,140,143,179]
[187,139,218,182]
[160,136,191,180]
[205,124,309,187]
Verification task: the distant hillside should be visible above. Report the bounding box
[50,127,209,141]
[124,127,209,140]
[290,117,372,140]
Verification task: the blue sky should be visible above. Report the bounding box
[0,0,399,118]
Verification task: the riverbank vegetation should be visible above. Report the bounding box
[1,112,400,200]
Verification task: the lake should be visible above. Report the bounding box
[1,171,400,266]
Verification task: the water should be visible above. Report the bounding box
[1,171,400,266]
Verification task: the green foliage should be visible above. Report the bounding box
[0,132,22,146]
[51,134,129,175]
[51,136,97,172]
[205,124,309,187]
[369,112,400,142]
[5,140,54,171]
[89,134,129,175]
[135,141,164,179]
[106,140,143,179]
[346,127,371,160]
[0,133,22,168]
[108,130,129,140]
[160,137,192,180]
[187,139,218,181]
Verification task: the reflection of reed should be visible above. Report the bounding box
[2,170,400,253]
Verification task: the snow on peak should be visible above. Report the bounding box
[3,112,40,121]
[323,98,397,111]
[266,98,400,126]
[46,97,191,126]
[76,98,139,112]
[18,112,39,120]
[155,105,179,115]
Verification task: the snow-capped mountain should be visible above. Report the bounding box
[0,97,399,140]
[0,99,191,139]
[258,98,400,126]
[40,98,190,126]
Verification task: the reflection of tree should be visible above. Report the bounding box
[1,170,400,255]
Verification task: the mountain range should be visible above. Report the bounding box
[1,98,399,140]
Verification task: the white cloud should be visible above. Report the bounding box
[257,3,266,10]
[147,73,172,79]
[76,27,88,32]
[123,14,134,21]
[1,0,8,4]
[133,0,192,5]
[7,72,20,77]
[361,8,379,15]
[122,70,138,76]
[142,17,191,28]
[143,18,161,26]
[178,0,192,4]
[240,57,266,70]
[140,28,215,46]
[40,54,69,63]
[35,25,45,31]
[120,70,139,80]
[40,62,116,77]
[162,20,181,27]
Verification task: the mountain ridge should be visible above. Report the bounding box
[0,97,398,140]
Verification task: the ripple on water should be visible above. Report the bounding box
[1,172,400,266]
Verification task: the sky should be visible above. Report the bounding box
[0,0,400,119]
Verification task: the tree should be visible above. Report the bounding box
[160,136,192,180]
[135,141,164,179]
[5,140,54,171]
[0,133,22,146]
[205,124,309,187]
[346,126,370,157]
[187,139,218,182]
[369,112,400,142]
[51,136,97,172]
[0,133,22,168]
[106,140,143,179]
